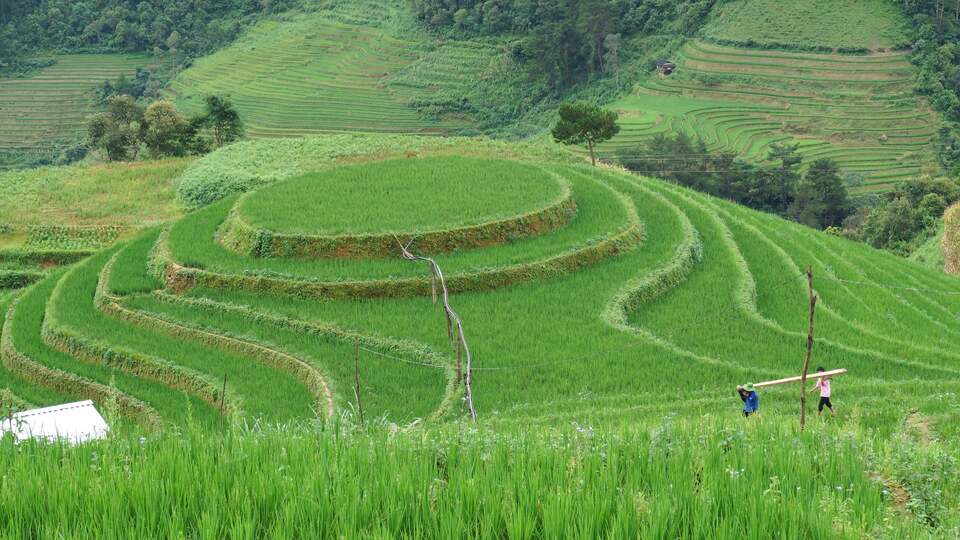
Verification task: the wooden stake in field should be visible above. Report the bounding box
[220,374,228,427]
[396,236,477,421]
[354,339,364,426]
[799,266,818,430]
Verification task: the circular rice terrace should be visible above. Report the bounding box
[4,150,960,431]
[219,157,577,258]
[157,158,642,299]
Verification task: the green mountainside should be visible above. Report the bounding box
[703,0,911,51]
[163,10,490,137]
[0,54,150,169]
[2,1,960,534]
[602,41,939,194]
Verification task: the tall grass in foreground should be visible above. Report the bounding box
[1,415,956,539]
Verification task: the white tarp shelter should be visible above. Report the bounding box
[1,400,110,444]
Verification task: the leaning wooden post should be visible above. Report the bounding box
[354,339,364,426]
[219,373,228,428]
[395,236,477,421]
[456,336,463,388]
[800,266,818,430]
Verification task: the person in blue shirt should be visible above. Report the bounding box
[737,383,759,417]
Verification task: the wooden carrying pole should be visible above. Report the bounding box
[799,266,817,430]
[752,368,847,389]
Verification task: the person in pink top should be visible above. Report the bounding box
[809,366,835,416]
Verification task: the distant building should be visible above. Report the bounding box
[655,59,677,75]
[1,400,110,444]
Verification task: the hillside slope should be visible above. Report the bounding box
[4,137,959,429]
[164,5,496,138]
[602,39,938,194]
[703,0,911,51]
[0,54,149,170]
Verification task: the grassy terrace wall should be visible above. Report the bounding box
[0,54,148,170]
[600,40,939,193]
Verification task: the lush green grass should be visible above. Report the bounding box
[166,165,633,283]
[164,6,491,138]
[909,224,946,271]
[112,230,447,421]
[49,247,318,423]
[3,271,214,427]
[239,157,564,235]
[6,142,960,534]
[0,54,149,169]
[12,147,960,430]
[175,134,574,208]
[0,158,193,230]
[0,289,75,409]
[1,414,957,538]
[149,159,960,428]
[600,40,939,192]
[703,0,911,50]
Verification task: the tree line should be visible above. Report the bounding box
[0,0,299,73]
[614,133,851,230]
[613,132,956,253]
[550,103,854,231]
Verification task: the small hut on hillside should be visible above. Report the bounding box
[655,59,676,75]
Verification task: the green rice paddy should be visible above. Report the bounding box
[3,0,959,533]
[238,157,564,236]
[600,40,939,192]
[164,8,495,138]
[0,54,149,170]
[4,148,957,431]
[2,136,959,534]
[703,0,911,50]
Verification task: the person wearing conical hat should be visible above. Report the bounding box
[736,383,759,418]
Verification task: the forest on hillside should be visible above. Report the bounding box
[411,0,716,89]
[0,0,296,72]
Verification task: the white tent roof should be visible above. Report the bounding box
[1,400,110,444]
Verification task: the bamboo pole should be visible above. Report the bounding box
[799,266,817,430]
[752,369,846,389]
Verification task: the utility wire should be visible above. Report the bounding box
[358,345,565,372]
[821,276,960,296]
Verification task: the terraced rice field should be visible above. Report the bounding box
[703,0,910,50]
[0,54,149,170]
[600,40,939,192]
[4,151,959,430]
[164,9,494,138]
